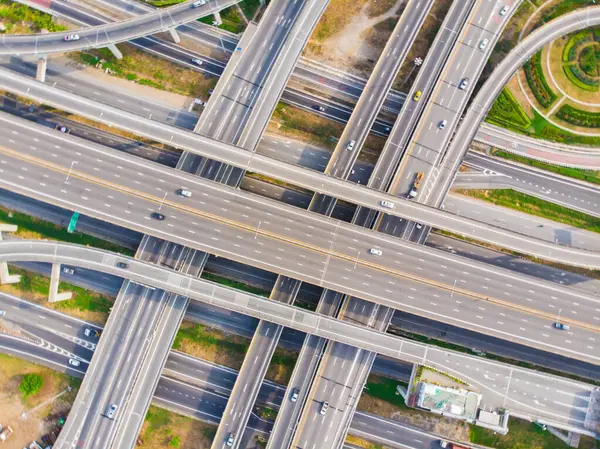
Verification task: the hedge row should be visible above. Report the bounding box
[524,51,557,108]
[556,104,600,128]
[563,63,599,92]
[486,88,531,131]
[562,30,592,62]
[578,45,600,77]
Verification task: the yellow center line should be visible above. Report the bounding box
[2,145,598,333]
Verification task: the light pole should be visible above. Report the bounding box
[158,192,168,211]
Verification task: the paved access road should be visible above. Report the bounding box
[442,193,600,251]
[0,0,239,56]
[2,70,600,270]
[1,240,597,436]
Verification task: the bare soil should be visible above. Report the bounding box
[0,353,78,448]
[357,393,471,442]
[304,0,407,77]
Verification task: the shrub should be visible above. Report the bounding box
[523,51,557,108]
[578,45,600,77]
[563,64,599,91]
[486,88,531,131]
[556,104,600,128]
[19,373,43,397]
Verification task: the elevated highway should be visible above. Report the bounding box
[0,0,239,56]
[2,69,600,269]
[0,239,597,437]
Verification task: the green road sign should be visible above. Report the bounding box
[67,212,80,233]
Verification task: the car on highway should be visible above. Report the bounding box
[380,200,395,209]
[413,90,422,102]
[226,433,235,447]
[416,223,423,230]
[64,34,80,42]
[290,388,299,402]
[192,0,206,6]
[479,39,489,50]
[554,322,570,331]
[0,310,6,316]
[346,140,356,151]
[191,58,203,66]
[499,4,510,16]
[312,105,325,112]
[319,401,329,415]
[116,262,129,269]
[438,120,447,130]
[458,78,469,90]
[369,248,383,256]
[106,404,118,419]
[68,358,80,367]
[84,327,100,339]
[151,212,166,221]
[177,188,192,198]
[62,267,75,275]
[55,124,70,134]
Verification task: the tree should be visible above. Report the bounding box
[19,373,43,397]
[169,436,181,448]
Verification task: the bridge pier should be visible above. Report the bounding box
[168,28,181,44]
[36,55,47,83]
[107,44,123,60]
[213,11,222,26]
[0,225,20,284]
[48,263,73,303]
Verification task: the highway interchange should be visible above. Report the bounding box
[1,0,600,448]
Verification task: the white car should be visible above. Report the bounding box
[479,39,489,50]
[63,267,75,275]
[0,310,6,316]
[226,433,235,447]
[380,200,395,209]
[438,120,447,130]
[192,0,206,6]
[191,58,203,66]
[499,5,510,16]
[178,188,192,198]
[320,401,329,415]
[64,34,80,42]
[458,78,469,90]
[346,140,356,151]
[106,404,118,419]
[68,358,80,367]
[290,388,299,402]
[369,248,383,256]
[416,223,423,230]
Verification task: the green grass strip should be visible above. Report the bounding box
[455,189,600,233]
[0,206,134,255]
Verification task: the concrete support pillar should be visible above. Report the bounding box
[107,44,123,60]
[48,263,72,303]
[213,12,222,26]
[36,55,47,83]
[0,225,20,285]
[169,28,181,44]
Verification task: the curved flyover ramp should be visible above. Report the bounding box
[441,6,600,191]
[0,0,240,56]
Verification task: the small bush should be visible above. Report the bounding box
[563,64,599,91]
[557,104,600,128]
[523,51,557,108]
[169,436,181,447]
[578,45,600,76]
[486,88,531,131]
[19,373,43,397]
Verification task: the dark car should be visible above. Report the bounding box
[116,262,129,269]
[55,124,70,133]
[312,105,325,112]
[151,212,166,221]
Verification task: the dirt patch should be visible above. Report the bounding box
[505,73,535,117]
[366,0,400,17]
[0,353,79,448]
[304,0,406,76]
[346,434,391,449]
[137,406,216,449]
[357,393,471,442]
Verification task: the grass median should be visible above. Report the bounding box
[0,206,134,255]
[454,189,600,234]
